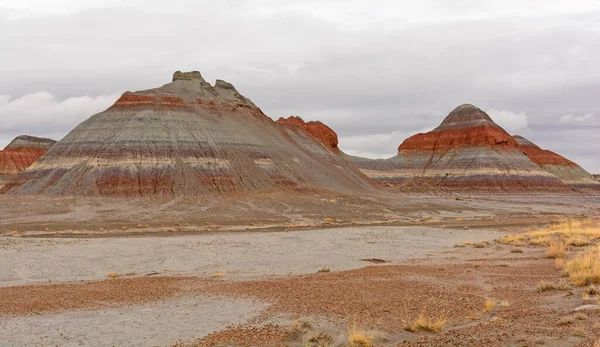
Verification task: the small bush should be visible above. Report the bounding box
[318,267,331,273]
[537,280,570,292]
[511,248,524,253]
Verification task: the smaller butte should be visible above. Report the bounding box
[277,116,339,150]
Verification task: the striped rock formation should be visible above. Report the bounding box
[0,135,56,188]
[349,104,567,191]
[514,135,599,188]
[2,71,372,197]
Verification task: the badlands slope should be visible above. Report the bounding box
[348,104,597,192]
[1,72,373,197]
[2,73,597,196]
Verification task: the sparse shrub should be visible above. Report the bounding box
[473,243,486,248]
[511,248,524,253]
[318,267,331,273]
[498,218,600,248]
[584,285,599,296]
[546,241,569,259]
[407,313,447,333]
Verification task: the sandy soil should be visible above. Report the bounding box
[0,192,598,346]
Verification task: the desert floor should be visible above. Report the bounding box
[0,192,599,346]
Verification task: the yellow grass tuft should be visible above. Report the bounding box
[347,323,373,347]
[498,218,600,247]
[483,300,495,313]
[546,240,570,259]
[407,313,447,333]
[107,272,121,278]
[211,272,225,278]
[562,244,600,286]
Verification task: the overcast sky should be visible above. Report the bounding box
[1,0,599,172]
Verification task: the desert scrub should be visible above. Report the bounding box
[347,323,373,347]
[546,241,569,259]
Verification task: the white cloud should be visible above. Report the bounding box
[0,91,119,147]
[487,109,529,133]
[560,113,596,123]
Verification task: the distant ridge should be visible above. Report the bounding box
[348,105,571,192]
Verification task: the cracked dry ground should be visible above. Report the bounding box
[2,244,599,346]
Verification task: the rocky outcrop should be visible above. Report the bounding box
[349,104,567,191]
[594,174,600,182]
[514,136,599,188]
[2,71,372,197]
[277,116,339,150]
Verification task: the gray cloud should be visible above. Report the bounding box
[0,1,598,172]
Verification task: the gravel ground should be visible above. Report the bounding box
[0,226,502,287]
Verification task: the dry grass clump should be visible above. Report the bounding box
[537,280,571,292]
[482,300,495,313]
[546,241,570,259]
[406,313,447,333]
[317,267,331,273]
[473,243,486,248]
[498,218,600,247]
[561,244,600,286]
[510,248,524,253]
[347,323,373,347]
[584,284,599,296]
[211,272,225,278]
